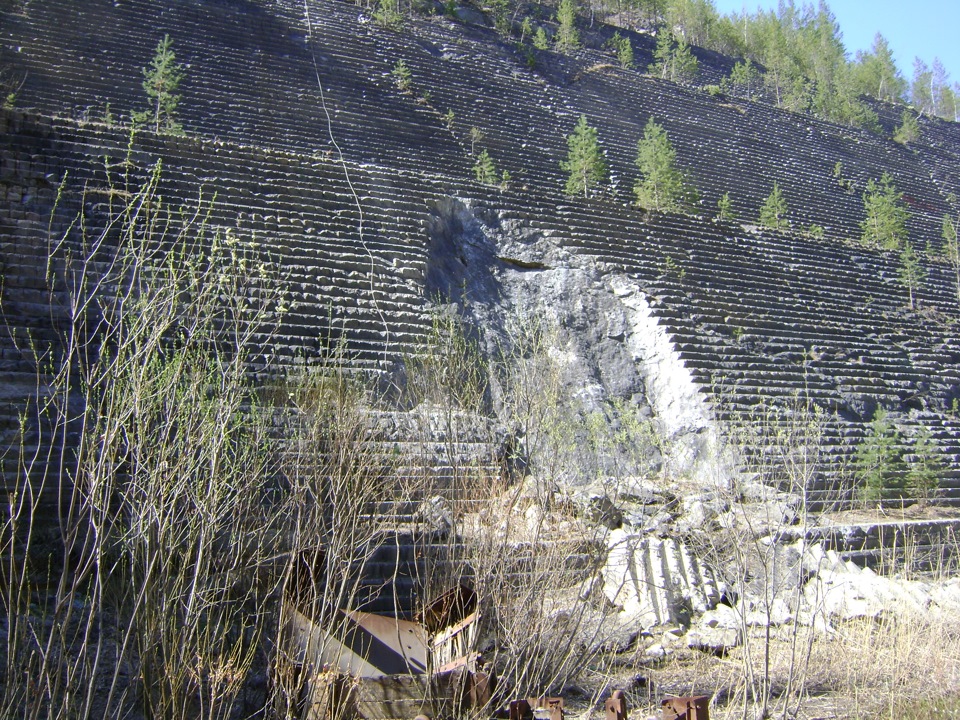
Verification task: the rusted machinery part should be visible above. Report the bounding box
[661,695,710,720]
[605,689,628,720]
[508,696,564,720]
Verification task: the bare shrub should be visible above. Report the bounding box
[695,393,826,720]
[401,310,625,705]
[1,154,286,718]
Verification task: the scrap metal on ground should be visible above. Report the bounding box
[280,562,711,720]
[281,583,489,720]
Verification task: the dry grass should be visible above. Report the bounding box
[586,610,960,720]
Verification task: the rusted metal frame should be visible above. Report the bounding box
[282,583,486,720]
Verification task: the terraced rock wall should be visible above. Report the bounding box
[3,0,960,523]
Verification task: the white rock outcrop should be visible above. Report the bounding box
[797,541,960,625]
[601,528,723,629]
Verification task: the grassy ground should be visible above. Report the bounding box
[560,609,960,720]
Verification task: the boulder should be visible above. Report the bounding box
[414,495,453,536]
[586,494,624,529]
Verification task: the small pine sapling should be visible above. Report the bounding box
[606,31,634,69]
[633,117,695,213]
[651,31,698,83]
[554,0,579,53]
[898,241,925,309]
[134,34,185,134]
[893,109,919,144]
[833,160,854,193]
[861,172,908,250]
[489,0,510,34]
[520,17,533,44]
[942,212,960,304]
[392,59,412,92]
[560,115,607,198]
[473,149,498,185]
[759,182,789,230]
[907,426,942,504]
[717,192,735,222]
[856,407,905,502]
[533,27,550,50]
[373,0,404,28]
[721,58,758,96]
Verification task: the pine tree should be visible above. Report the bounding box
[633,117,694,213]
[135,34,185,134]
[722,58,760,98]
[759,182,788,230]
[717,192,735,221]
[473,149,498,185]
[893,110,920,145]
[911,57,934,116]
[520,17,533,44]
[942,212,960,304]
[856,407,904,502]
[533,27,549,50]
[489,0,510,34]
[898,241,925,309]
[392,59,412,92]
[373,0,403,28]
[860,173,908,250]
[376,0,401,23]
[851,33,907,103]
[907,426,942,503]
[607,31,634,69]
[555,0,579,53]
[651,31,698,83]
[942,84,960,123]
[560,115,607,198]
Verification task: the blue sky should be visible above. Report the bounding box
[711,1,959,85]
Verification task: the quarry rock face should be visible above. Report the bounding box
[3,0,960,625]
[5,0,960,508]
[424,198,727,483]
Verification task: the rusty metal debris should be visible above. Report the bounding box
[281,557,709,720]
[605,689,628,720]
[507,696,564,720]
[662,695,710,720]
[281,583,489,720]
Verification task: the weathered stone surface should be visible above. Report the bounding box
[413,495,454,536]
[585,494,625,530]
[675,491,729,533]
[685,620,741,653]
[3,0,960,621]
[600,529,722,630]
